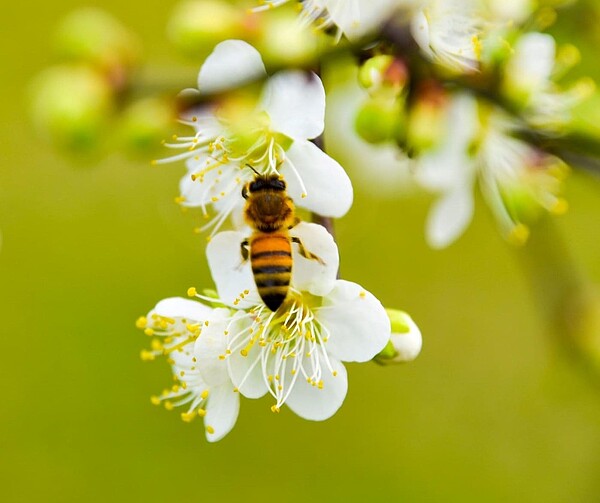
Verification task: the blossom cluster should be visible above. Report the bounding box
[140,40,421,441]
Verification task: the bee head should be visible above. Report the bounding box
[241,174,286,199]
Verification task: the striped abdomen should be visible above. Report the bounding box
[250,232,292,311]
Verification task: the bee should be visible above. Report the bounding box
[241,169,323,312]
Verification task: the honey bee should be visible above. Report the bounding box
[241,170,323,311]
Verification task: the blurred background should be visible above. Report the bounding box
[2,1,600,501]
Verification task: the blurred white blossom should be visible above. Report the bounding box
[502,32,594,129]
[416,93,568,248]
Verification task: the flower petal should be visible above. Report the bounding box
[261,71,325,140]
[194,308,236,387]
[426,185,474,249]
[289,222,339,296]
[206,230,261,309]
[204,383,240,442]
[281,141,353,218]
[286,357,347,421]
[154,297,212,322]
[227,343,269,399]
[327,0,393,42]
[318,280,390,362]
[197,40,267,95]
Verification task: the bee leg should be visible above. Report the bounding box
[291,236,325,265]
[288,217,301,230]
[240,239,250,262]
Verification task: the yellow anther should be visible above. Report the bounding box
[187,287,197,297]
[164,401,174,411]
[508,224,530,246]
[140,350,155,361]
[240,349,248,357]
[181,382,187,390]
[197,408,206,417]
[332,371,338,377]
[201,390,209,399]
[174,196,186,205]
[193,227,202,234]
[551,198,569,215]
[150,396,161,405]
[206,425,215,434]
[144,328,154,336]
[301,193,307,198]
[233,387,239,393]
[135,316,147,329]
[151,339,163,351]
[150,160,158,166]
[204,320,209,326]
[359,291,366,299]
[291,369,296,375]
[271,405,280,413]
[224,330,229,335]
[318,380,324,389]
[181,411,196,423]
[179,371,185,377]
[219,355,225,360]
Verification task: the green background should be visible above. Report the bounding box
[2,1,600,501]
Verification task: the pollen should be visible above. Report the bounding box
[187,287,197,297]
[140,350,155,361]
[144,328,154,336]
[197,408,206,417]
[270,405,280,413]
[150,396,161,405]
[201,389,209,400]
[181,411,196,422]
[164,401,174,411]
[135,316,147,329]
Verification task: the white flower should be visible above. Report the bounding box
[254,0,396,42]
[157,40,352,236]
[416,93,568,248]
[502,32,593,129]
[139,297,240,442]
[410,0,483,72]
[193,221,391,419]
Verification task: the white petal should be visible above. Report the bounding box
[509,33,555,94]
[206,230,261,309]
[390,313,422,362]
[204,383,240,442]
[289,222,339,296]
[286,357,347,421]
[281,141,353,218]
[426,185,474,249]
[227,344,269,399]
[327,0,393,41]
[153,297,211,322]
[318,280,390,362]
[410,10,434,59]
[197,40,267,95]
[194,308,236,387]
[261,71,325,140]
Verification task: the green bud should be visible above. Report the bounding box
[119,97,176,154]
[358,55,408,98]
[167,0,244,59]
[54,8,140,84]
[355,97,406,144]
[406,83,448,154]
[30,65,113,152]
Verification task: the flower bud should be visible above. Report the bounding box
[406,80,448,154]
[355,96,406,144]
[358,55,409,98]
[376,309,422,364]
[119,97,176,154]
[54,8,140,89]
[30,65,113,152]
[167,1,245,59]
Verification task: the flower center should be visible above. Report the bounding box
[223,291,337,411]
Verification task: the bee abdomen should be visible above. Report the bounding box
[250,233,292,311]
